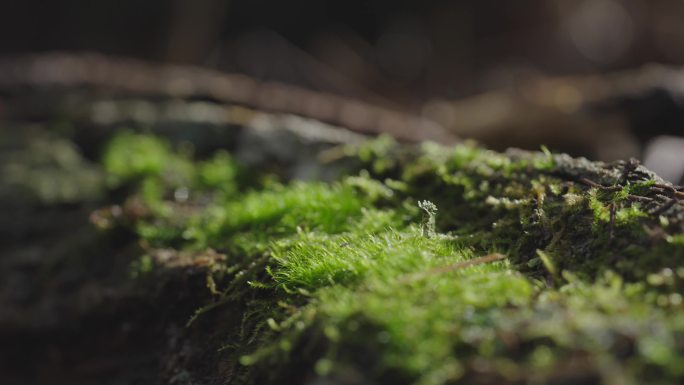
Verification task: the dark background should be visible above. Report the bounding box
[4,0,684,99]
[1,0,683,180]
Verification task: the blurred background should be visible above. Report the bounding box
[1,3,683,383]
[1,0,683,182]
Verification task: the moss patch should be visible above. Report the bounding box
[78,133,684,384]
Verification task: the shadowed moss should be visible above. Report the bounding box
[1,133,105,204]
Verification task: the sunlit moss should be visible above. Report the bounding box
[97,132,684,385]
[103,131,180,183]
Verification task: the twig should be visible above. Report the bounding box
[608,203,616,239]
[399,253,506,284]
[651,198,678,216]
[626,194,654,203]
[579,178,621,192]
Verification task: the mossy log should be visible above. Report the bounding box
[1,127,683,385]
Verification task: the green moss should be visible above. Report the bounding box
[103,131,181,183]
[353,134,399,174]
[2,134,105,204]
[97,133,684,385]
[197,150,239,194]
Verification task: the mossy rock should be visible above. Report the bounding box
[1,131,683,385]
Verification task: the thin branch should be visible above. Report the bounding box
[399,253,507,284]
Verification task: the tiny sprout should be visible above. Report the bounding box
[418,200,438,238]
